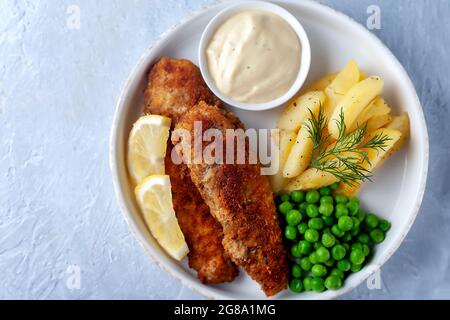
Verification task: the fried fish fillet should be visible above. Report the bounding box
[144,57,238,284]
[165,145,238,283]
[144,57,220,124]
[173,102,289,296]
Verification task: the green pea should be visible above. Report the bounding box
[330,182,339,190]
[365,213,379,229]
[286,210,302,226]
[335,204,349,218]
[306,204,319,218]
[351,263,363,273]
[279,201,293,215]
[320,196,334,205]
[280,194,290,203]
[312,264,327,277]
[338,216,354,232]
[337,259,351,272]
[330,268,344,280]
[379,219,391,232]
[305,229,319,243]
[314,242,324,251]
[351,219,361,236]
[335,194,348,204]
[357,210,366,223]
[290,191,305,203]
[309,252,320,264]
[331,244,347,261]
[358,234,370,244]
[325,275,342,290]
[324,258,335,267]
[347,200,360,216]
[351,243,363,251]
[300,257,312,271]
[297,223,308,235]
[303,277,313,291]
[319,203,334,217]
[298,240,312,255]
[370,229,385,244]
[350,249,365,265]
[316,247,331,263]
[319,187,331,196]
[343,232,352,242]
[350,226,360,237]
[292,264,303,278]
[331,225,345,238]
[342,243,350,252]
[322,216,335,227]
[322,233,336,248]
[306,190,320,204]
[285,226,298,240]
[362,244,370,257]
[299,202,308,215]
[352,217,361,230]
[311,277,325,292]
[309,218,324,230]
[290,279,304,293]
[291,244,302,258]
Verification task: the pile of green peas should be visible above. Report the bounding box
[277,183,391,293]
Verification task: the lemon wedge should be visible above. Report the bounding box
[135,175,189,261]
[127,115,171,185]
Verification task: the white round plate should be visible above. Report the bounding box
[110,0,429,300]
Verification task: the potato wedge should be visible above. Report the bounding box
[283,128,313,179]
[335,128,402,197]
[269,130,297,193]
[284,168,339,192]
[375,113,410,169]
[277,91,326,131]
[351,97,391,131]
[366,114,393,132]
[307,73,337,91]
[368,97,391,118]
[385,113,410,152]
[328,76,384,139]
[324,60,361,119]
[359,70,368,80]
[326,61,361,96]
[283,102,322,178]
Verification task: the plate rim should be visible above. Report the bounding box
[110,0,429,300]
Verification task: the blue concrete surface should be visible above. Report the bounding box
[0,0,449,299]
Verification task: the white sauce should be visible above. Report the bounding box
[206,10,301,104]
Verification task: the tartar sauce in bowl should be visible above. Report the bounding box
[199,1,311,111]
[206,10,301,104]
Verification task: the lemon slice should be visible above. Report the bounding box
[135,175,189,261]
[127,115,171,185]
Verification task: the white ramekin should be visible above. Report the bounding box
[198,1,311,111]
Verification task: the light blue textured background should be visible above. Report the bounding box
[0,0,448,300]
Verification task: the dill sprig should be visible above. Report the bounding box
[305,107,328,149]
[305,107,392,186]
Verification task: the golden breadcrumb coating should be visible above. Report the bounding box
[144,58,238,284]
[173,102,288,296]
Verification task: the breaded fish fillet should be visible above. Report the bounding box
[173,102,289,296]
[165,145,238,283]
[144,58,238,284]
[144,57,220,124]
